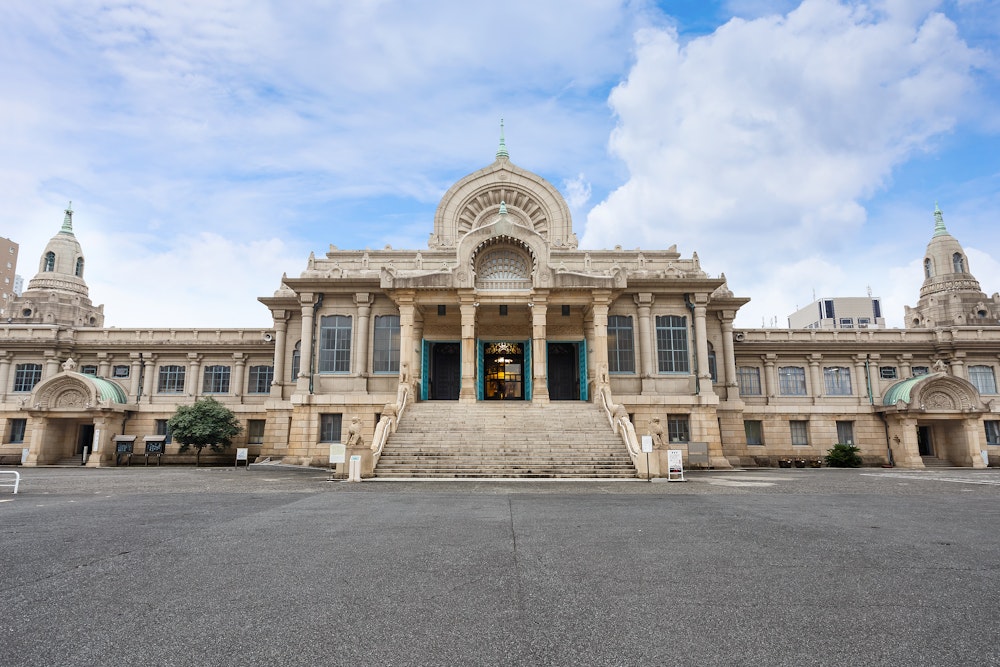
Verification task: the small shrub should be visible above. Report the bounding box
[825,443,863,468]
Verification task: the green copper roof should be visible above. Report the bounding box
[496,118,509,160]
[932,203,948,237]
[60,202,75,235]
[882,373,941,406]
[69,371,128,404]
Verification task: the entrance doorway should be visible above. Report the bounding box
[77,424,95,456]
[917,425,934,456]
[483,342,525,400]
[428,342,461,400]
[547,342,581,401]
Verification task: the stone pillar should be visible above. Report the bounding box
[763,354,777,398]
[85,415,117,468]
[232,353,246,400]
[951,351,966,380]
[584,309,596,387]
[354,293,374,377]
[809,354,823,399]
[44,351,59,379]
[634,293,655,379]
[188,353,203,399]
[898,353,912,379]
[868,354,882,403]
[964,418,987,469]
[591,292,611,388]
[397,293,416,386]
[854,355,869,404]
[412,313,424,391]
[0,352,10,402]
[97,352,111,379]
[720,313,738,394]
[531,294,549,403]
[693,296,715,397]
[297,293,316,392]
[892,416,924,468]
[270,313,288,398]
[22,416,48,466]
[142,355,156,403]
[129,353,143,400]
[459,295,477,401]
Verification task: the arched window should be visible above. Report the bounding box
[75,257,84,277]
[290,341,301,380]
[923,258,932,278]
[44,252,55,272]
[475,246,532,290]
[952,252,965,273]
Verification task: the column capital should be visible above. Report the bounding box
[633,292,654,307]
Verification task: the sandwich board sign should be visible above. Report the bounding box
[667,449,685,482]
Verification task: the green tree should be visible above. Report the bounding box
[825,443,863,468]
[167,397,243,466]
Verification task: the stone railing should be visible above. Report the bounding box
[596,382,641,467]
[370,381,411,465]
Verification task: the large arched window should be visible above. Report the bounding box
[952,252,965,273]
[75,257,84,277]
[476,246,531,290]
[44,252,55,272]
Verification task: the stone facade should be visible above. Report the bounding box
[1,145,998,473]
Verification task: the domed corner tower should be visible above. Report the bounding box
[8,203,105,328]
[904,204,1000,328]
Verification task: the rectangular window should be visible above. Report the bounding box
[607,315,635,374]
[969,365,998,395]
[155,419,172,444]
[737,367,762,396]
[319,315,352,373]
[666,416,689,443]
[247,365,274,394]
[373,315,401,374]
[112,365,130,378]
[912,366,930,377]
[202,365,231,394]
[879,367,898,380]
[839,318,854,328]
[654,315,689,373]
[985,421,1000,446]
[858,318,871,328]
[823,300,835,319]
[8,418,26,444]
[745,420,764,446]
[13,363,42,392]
[778,366,807,395]
[80,365,98,376]
[872,299,882,319]
[790,420,809,446]
[157,365,186,393]
[247,419,265,445]
[824,367,853,395]
[836,421,855,445]
[320,413,342,443]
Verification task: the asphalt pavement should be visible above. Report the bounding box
[2,466,999,666]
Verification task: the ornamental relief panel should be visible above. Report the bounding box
[456,188,549,240]
[923,390,957,410]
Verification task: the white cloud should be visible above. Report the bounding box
[583,0,986,327]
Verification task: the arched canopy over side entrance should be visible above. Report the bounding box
[879,373,990,468]
[21,371,129,467]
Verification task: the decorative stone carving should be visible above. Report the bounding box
[648,418,664,447]
[61,357,77,372]
[55,389,86,408]
[924,391,956,410]
[346,416,363,447]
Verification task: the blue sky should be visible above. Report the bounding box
[2,0,998,328]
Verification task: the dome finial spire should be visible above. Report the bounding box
[61,201,74,235]
[933,202,948,237]
[496,118,509,161]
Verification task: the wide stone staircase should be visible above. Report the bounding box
[373,401,638,479]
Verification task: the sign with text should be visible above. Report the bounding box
[641,436,653,453]
[329,444,346,465]
[236,448,249,461]
[667,449,685,482]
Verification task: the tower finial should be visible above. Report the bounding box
[933,202,947,237]
[496,118,509,161]
[60,201,74,235]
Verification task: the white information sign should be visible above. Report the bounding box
[667,449,685,482]
[641,436,653,453]
[329,444,346,465]
[236,448,249,461]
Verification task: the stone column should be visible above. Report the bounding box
[634,293,654,378]
[584,309,596,387]
[0,352,10,402]
[692,295,715,397]
[719,313,738,394]
[763,354,777,398]
[398,296,416,387]
[854,355,869,404]
[129,353,143,400]
[412,313,424,390]
[44,351,60,379]
[232,353,246,400]
[22,416,48,466]
[188,353,202,399]
[142,354,156,403]
[531,294,549,403]
[898,353,912,379]
[96,352,111,379]
[809,354,823,401]
[951,351,966,380]
[270,313,288,398]
[591,292,611,386]
[867,354,882,403]
[85,415,117,468]
[297,293,316,392]
[354,293,374,377]
[459,294,477,402]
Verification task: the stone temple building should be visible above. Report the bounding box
[1,138,999,475]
